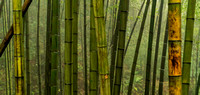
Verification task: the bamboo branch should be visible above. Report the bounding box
[0,0,32,57]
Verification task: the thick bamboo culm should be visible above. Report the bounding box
[168,0,182,94]
[89,0,98,94]
[182,0,196,94]
[113,0,129,94]
[49,0,59,94]
[12,0,24,94]
[65,0,73,94]
[0,0,32,57]
[92,0,111,95]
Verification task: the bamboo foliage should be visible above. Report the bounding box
[113,0,129,94]
[182,0,196,94]
[65,0,73,94]
[168,0,182,94]
[92,0,111,94]
[12,0,24,94]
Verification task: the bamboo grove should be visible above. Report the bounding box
[1,0,200,95]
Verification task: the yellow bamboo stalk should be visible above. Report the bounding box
[168,0,182,94]
[13,0,24,94]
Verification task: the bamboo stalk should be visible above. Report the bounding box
[72,0,79,94]
[49,0,59,94]
[151,0,164,94]
[113,0,129,94]
[65,0,73,94]
[45,0,52,94]
[127,0,151,94]
[89,0,98,94]
[24,9,30,95]
[182,0,196,94]
[144,0,157,94]
[93,0,111,94]
[168,0,182,94]
[0,0,32,57]
[84,0,88,94]
[36,0,42,94]
[12,0,24,94]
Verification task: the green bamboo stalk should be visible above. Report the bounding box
[182,0,196,94]
[168,0,182,94]
[151,0,164,94]
[84,0,88,94]
[3,5,8,95]
[110,0,120,91]
[0,0,32,58]
[50,0,59,94]
[12,0,24,94]
[58,0,63,95]
[24,9,30,95]
[127,0,151,94]
[5,2,11,95]
[196,29,200,95]
[65,0,73,94]
[0,0,5,17]
[71,0,79,94]
[124,0,145,55]
[196,34,199,89]
[23,1,27,95]
[110,0,119,88]
[45,0,52,94]
[7,0,12,94]
[112,0,129,94]
[89,0,98,94]
[72,0,79,94]
[144,0,157,94]
[4,1,11,95]
[158,19,168,95]
[36,0,42,94]
[105,0,109,23]
[195,72,200,95]
[93,0,111,95]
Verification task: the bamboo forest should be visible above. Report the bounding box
[1,0,200,95]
